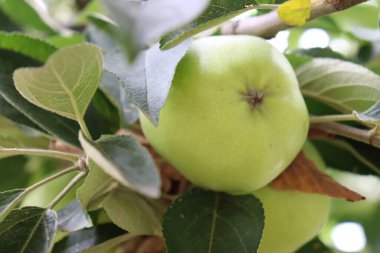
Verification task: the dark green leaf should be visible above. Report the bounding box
[0,32,57,62]
[0,156,29,191]
[57,200,93,233]
[0,96,45,133]
[0,207,57,253]
[160,0,258,49]
[105,40,191,125]
[79,134,161,198]
[102,187,163,235]
[293,47,347,61]
[0,189,24,212]
[163,188,264,253]
[84,89,120,138]
[102,0,208,60]
[0,9,20,32]
[295,237,332,253]
[52,223,126,253]
[312,139,380,176]
[0,50,80,147]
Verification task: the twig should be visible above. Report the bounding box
[309,114,357,124]
[48,171,87,209]
[221,0,368,38]
[311,122,380,148]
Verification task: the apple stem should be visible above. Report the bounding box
[309,114,357,124]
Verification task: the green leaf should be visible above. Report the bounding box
[312,139,380,176]
[0,207,57,253]
[295,237,332,253]
[0,50,81,146]
[102,187,163,236]
[102,0,209,60]
[160,0,259,49]
[46,34,86,48]
[297,58,380,113]
[77,160,114,210]
[13,43,103,124]
[104,40,191,125]
[0,0,56,34]
[163,188,265,253]
[52,223,126,253]
[0,32,57,62]
[79,133,161,198]
[57,200,93,233]
[0,189,24,212]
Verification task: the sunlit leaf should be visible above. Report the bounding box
[278,0,312,26]
[0,50,80,146]
[13,43,103,122]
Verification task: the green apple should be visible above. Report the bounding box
[140,35,309,194]
[254,143,331,253]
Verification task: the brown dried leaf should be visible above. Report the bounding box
[270,151,365,202]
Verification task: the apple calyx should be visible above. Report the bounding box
[244,88,264,109]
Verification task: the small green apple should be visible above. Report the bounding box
[140,35,309,194]
[254,143,331,253]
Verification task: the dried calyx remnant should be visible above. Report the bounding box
[244,88,264,109]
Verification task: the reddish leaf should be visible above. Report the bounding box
[270,151,365,202]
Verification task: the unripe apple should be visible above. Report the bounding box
[254,143,331,253]
[140,35,309,194]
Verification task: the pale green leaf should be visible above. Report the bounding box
[102,187,163,236]
[13,43,103,122]
[297,58,380,113]
[77,160,114,210]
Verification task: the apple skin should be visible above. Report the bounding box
[254,143,331,253]
[140,35,309,194]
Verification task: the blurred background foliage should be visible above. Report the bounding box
[0,0,380,252]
